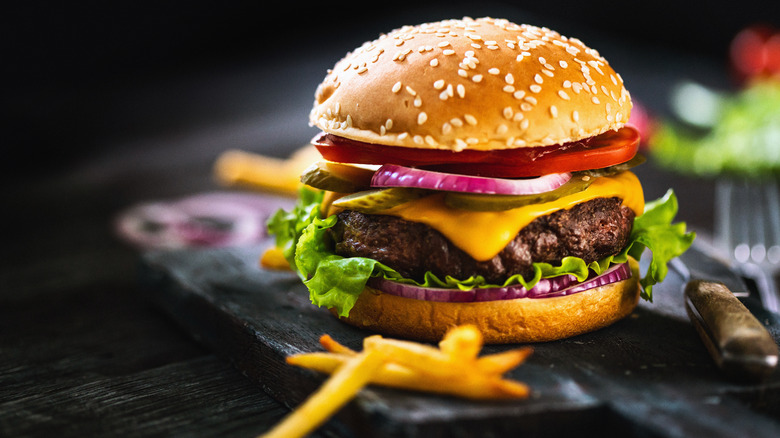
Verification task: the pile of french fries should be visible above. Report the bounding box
[261,325,532,438]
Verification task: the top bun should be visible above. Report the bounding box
[310,17,632,152]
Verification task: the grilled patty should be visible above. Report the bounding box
[330,197,635,284]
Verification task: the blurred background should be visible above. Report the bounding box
[5,1,779,175]
[4,0,780,250]
[3,2,780,434]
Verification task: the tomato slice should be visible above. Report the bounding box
[312,126,640,177]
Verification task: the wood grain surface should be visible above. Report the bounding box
[142,242,780,438]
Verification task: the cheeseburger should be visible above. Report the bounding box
[268,17,693,344]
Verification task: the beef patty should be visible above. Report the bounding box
[330,197,635,284]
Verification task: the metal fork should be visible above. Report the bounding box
[715,178,780,313]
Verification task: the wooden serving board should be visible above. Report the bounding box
[141,241,780,438]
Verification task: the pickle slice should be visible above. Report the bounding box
[444,176,595,211]
[300,161,376,193]
[443,155,646,211]
[332,188,431,213]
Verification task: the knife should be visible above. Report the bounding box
[672,249,779,382]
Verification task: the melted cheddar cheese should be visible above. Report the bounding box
[380,171,644,261]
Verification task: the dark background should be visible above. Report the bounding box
[4,2,780,435]
[5,0,780,181]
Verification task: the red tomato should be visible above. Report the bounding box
[312,126,640,178]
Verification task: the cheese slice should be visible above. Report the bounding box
[381,171,644,261]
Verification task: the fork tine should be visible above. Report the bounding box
[731,179,752,264]
[765,181,780,264]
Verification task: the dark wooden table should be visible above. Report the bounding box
[4,5,777,437]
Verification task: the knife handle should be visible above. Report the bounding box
[684,280,779,382]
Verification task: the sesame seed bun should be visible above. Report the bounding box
[310,17,632,152]
[334,257,640,344]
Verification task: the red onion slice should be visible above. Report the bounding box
[371,164,572,195]
[369,262,632,303]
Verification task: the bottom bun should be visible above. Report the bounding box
[334,257,640,344]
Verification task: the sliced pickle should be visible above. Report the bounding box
[444,176,595,211]
[443,154,646,212]
[300,161,376,193]
[332,188,431,213]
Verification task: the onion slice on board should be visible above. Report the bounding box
[368,262,632,302]
[371,164,572,195]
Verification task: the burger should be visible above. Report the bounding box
[268,17,694,344]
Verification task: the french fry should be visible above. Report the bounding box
[259,246,291,271]
[476,347,534,375]
[261,349,386,438]
[319,334,357,355]
[214,145,319,196]
[286,352,529,400]
[267,326,532,438]
[363,335,482,379]
[438,324,483,362]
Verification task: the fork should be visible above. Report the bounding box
[714,178,780,313]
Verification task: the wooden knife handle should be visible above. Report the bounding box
[684,279,779,382]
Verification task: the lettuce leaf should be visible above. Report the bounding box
[269,186,695,317]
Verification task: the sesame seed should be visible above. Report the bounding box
[425,135,437,146]
[464,114,478,125]
[520,102,533,111]
[530,84,542,93]
[458,69,468,78]
[438,41,450,47]
[414,96,422,107]
[433,79,445,89]
[534,74,543,84]
[488,68,500,75]
[497,124,509,134]
[503,107,514,119]
[443,49,455,55]
[472,74,483,83]
[513,90,526,100]
[542,69,554,77]
[592,96,600,104]
[559,60,568,68]
[550,105,558,118]
[413,135,424,145]
[406,86,417,95]
[418,112,428,124]
[442,122,453,134]
[520,119,530,129]
[450,117,463,127]
[430,58,439,67]
[386,119,393,130]
[505,73,515,84]
[392,82,402,93]
[503,85,515,93]
[457,84,466,98]
[572,110,579,122]
[538,56,546,64]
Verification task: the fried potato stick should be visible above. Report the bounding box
[261,349,385,438]
[286,352,530,399]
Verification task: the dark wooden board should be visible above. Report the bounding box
[141,242,780,438]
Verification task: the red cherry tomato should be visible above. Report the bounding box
[312,126,640,178]
[730,25,780,83]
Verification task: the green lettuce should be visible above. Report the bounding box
[267,186,695,317]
